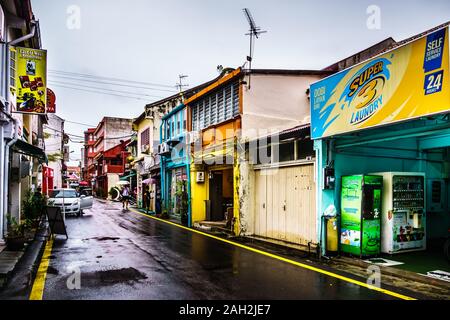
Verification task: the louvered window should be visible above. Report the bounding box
[191,80,239,131]
[232,83,239,116]
[224,85,232,120]
[192,106,198,131]
[217,91,225,123]
[210,95,217,125]
[204,100,210,128]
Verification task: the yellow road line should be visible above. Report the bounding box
[29,238,54,300]
[129,208,416,300]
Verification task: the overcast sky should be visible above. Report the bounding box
[32,0,450,165]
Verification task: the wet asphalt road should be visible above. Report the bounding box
[5,200,401,300]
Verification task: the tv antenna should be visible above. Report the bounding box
[243,8,266,88]
[176,74,189,93]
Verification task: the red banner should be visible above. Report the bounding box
[47,88,56,113]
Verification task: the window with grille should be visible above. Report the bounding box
[191,80,239,131]
[141,128,150,147]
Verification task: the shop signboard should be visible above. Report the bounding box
[310,27,449,139]
[12,46,47,114]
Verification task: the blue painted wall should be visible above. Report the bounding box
[160,104,191,226]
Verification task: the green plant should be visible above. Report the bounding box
[109,187,118,198]
[47,152,63,163]
[22,189,45,222]
[175,180,188,225]
[6,215,30,238]
[160,202,170,219]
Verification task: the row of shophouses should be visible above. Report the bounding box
[86,22,450,258]
[0,0,66,242]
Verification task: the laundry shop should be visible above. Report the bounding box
[311,25,450,274]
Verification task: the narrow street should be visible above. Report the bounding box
[2,200,417,300]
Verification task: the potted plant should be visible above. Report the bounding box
[22,189,45,228]
[5,215,30,251]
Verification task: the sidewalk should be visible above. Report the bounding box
[234,236,450,299]
[0,225,48,297]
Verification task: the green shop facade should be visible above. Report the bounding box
[311,25,450,260]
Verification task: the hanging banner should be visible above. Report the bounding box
[310,27,450,139]
[47,88,56,113]
[12,46,47,114]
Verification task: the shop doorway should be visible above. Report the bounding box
[167,167,188,223]
[208,168,234,222]
[254,164,316,245]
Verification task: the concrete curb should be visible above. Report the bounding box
[334,255,450,290]
[0,227,48,297]
[225,235,450,292]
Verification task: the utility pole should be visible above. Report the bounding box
[61,119,66,189]
[243,8,267,89]
[176,75,189,94]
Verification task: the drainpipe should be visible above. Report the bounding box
[8,21,37,47]
[186,136,191,228]
[2,21,37,236]
[3,116,19,236]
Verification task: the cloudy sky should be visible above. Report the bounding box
[32,0,450,164]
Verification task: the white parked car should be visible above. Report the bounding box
[47,188,93,217]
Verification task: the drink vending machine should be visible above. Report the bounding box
[371,172,426,254]
[340,175,383,257]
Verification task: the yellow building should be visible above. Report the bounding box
[185,68,242,235]
[131,111,160,210]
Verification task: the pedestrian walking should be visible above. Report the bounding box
[121,185,130,211]
[143,187,151,213]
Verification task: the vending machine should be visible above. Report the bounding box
[371,172,426,254]
[340,175,383,257]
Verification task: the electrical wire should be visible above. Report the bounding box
[49,83,154,101]
[48,80,167,99]
[48,75,178,93]
[48,69,176,89]
[63,120,97,127]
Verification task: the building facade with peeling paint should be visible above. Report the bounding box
[185,68,330,241]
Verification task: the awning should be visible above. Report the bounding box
[120,172,136,181]
[12,139,47,163]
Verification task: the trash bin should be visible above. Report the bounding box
[323,204,338,255]
[326,217,338,254]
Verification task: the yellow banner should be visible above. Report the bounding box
[12,46,47,114]
[310,27,450,139]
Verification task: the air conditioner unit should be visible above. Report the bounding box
[141,144,150,154]
[158,142,171,155]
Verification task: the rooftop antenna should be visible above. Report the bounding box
[176,74,189,93]
[243,8,266,89]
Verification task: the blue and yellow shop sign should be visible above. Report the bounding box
[310,27,449,139]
